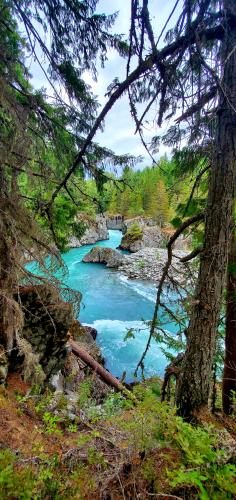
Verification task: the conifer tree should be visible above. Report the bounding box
[147,180,170,227]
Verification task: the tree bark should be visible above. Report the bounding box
[0,191,16,352]
[176,0,236,419]
[222,228,236,414]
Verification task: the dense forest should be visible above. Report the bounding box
[71,156,205,228]
[0,0,236,498]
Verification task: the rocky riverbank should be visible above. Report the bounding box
[118,247,194,285]
[82,245,195,287]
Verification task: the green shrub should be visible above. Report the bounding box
[0,450,35,499]
[126,222,143,241]
[112,394,236,499]
[136,258,145,269]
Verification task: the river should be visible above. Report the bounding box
[61,230,177,381]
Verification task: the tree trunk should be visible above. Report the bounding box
[0,170,23,355]
[222,228,236,414]
[176,0,236,419]
[69,339,137,403]
[0,192,15,352]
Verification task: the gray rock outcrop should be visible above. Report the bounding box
[120,218,190,253]
[142,226,167,248]
[119,234,143,252]
[122,217,156,233]
[106,214,124,230]
[119,223,167,252]
[82,246,125,268]
[69,214,109,247]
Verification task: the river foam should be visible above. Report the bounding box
[85,318,168,381]
[118,274,157,303]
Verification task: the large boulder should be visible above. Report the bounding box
[82,246,125,268]
[69,214,109,247]
[69,320,97,343]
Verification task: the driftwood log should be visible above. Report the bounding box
[69,339,137,403]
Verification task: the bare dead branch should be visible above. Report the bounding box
[175,87,217,123]
[180,246,203,262]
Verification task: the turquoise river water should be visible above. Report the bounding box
[59,230,177,381]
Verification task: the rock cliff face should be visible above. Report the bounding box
[120,218,189,253]
[142,226,167,248]
[52,319,108,403]
[82,247,125,268]
[119,218,168,252]
[11,285,77,382]
[69,214,108,247]
[68,320,101,361]
[106,214,124,230]
[122,217,156,233]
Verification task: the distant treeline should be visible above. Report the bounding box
[83,156,200,227]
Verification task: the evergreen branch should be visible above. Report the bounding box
[156,0,181,47]
[128,87,156,165]
[182,164,210,217]
[47,22,223,206]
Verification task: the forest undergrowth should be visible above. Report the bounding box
[0,373,235,500]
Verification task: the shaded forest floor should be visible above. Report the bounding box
[0,373,236,499]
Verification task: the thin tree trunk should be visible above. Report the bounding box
[176,0,236,419]
[222,228,236,414]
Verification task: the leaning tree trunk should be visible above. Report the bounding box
[176,0,236,419]
[222,228,236,414]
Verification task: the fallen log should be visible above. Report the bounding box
[69,339,137,403]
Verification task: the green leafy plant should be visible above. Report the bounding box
[136,258,145,270]
[77,380,92,409]
[87,447,107,469]
[103,392,133,416]
[67,423,78,433]
[42,412,62,435]
[35,391,54,413]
